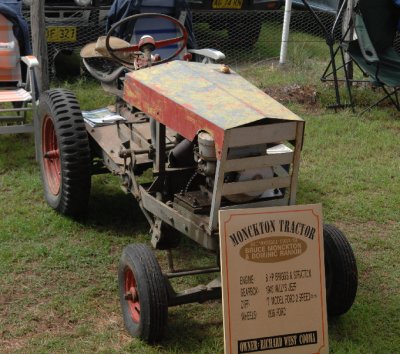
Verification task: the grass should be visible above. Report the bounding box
[1,32,400,353]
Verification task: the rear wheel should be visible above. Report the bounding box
[118,244,168,343]
[38,89,91,217]
[324,224,358,316]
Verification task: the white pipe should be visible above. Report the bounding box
[279,0,293,65]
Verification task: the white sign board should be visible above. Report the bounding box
[219,204,328,354]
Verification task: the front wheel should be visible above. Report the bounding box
[324,224,358,316]
[118,244,168,343]
[38,89,91,217]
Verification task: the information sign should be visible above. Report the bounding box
[219,204,328,354]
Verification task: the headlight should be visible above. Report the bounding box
[74,0,92,6]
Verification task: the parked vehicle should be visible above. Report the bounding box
[189,0,282,11]
[292,0,340,14]
[189,0,283,48]
[36,11,358,343]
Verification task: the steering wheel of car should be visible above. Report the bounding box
[106,13,188,67]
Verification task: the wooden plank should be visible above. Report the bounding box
[222,176,291,196]
[273,165,290,178]
[209,143,229,231]
[219,196,289,210]
[0,124,33,134]
[224,152,293,172]
[289,122,304,205]
[31,1,49,91]
[0,117,25,123]
[226,122,297,148]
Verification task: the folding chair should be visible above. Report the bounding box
[301,0,400,113]
[0,11,38,134]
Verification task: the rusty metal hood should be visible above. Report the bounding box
[125,61,302,126]
[124,61,303,157]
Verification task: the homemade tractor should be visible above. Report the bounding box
[36,13,358,343]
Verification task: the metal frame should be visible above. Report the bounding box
[80,9,305,308]
[302,0,400,113]
[0,57,39,135]
[301,0,356,111]
[87,111,304,305]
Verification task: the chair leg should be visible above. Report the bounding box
[382,87,400,111]
[393,89,400,111]
[321,45,341,81]
[360,87,400,114]
[328,43,342,111]
[340,46,355,112]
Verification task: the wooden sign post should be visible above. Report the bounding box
[219,204,328,354]
[31,0,49,92]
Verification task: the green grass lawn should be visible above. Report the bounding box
[1,41,400,353]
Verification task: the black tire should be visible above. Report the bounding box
[38,89,91,217]
[228,13,262,49]
[118,244,168,343]
[324,224,358,316]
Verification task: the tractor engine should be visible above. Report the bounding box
[169,131,281,210]
[195,132,277,203]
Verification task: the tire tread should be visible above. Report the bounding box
[324,224,358,316]
[38,89,91,217]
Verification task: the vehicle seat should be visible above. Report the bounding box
[132,0,182,60]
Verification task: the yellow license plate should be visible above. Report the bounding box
[46,26,77,43]
[212,0,243,9]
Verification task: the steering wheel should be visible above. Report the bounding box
[106,13,188,67]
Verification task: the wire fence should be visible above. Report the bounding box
[22,7,400,79]
[192,9,337,67]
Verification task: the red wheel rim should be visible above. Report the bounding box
[124,267,140,323]
[42,115,61,196]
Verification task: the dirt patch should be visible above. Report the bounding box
[264,84,318,106]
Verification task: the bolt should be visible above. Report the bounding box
[124,292,133,301]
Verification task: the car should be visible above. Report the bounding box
[292,0,340,14]
[23,0,113,44]
[189,0,283,48]
[189,0,282,11]
[22,0,114,78]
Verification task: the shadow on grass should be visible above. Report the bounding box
[296,176,327,205]
[85,181,149,238]
[0,134,36,172]
[161,308,223,352]
[327,293,400,352]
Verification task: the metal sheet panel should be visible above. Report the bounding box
[124,61,302,158]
